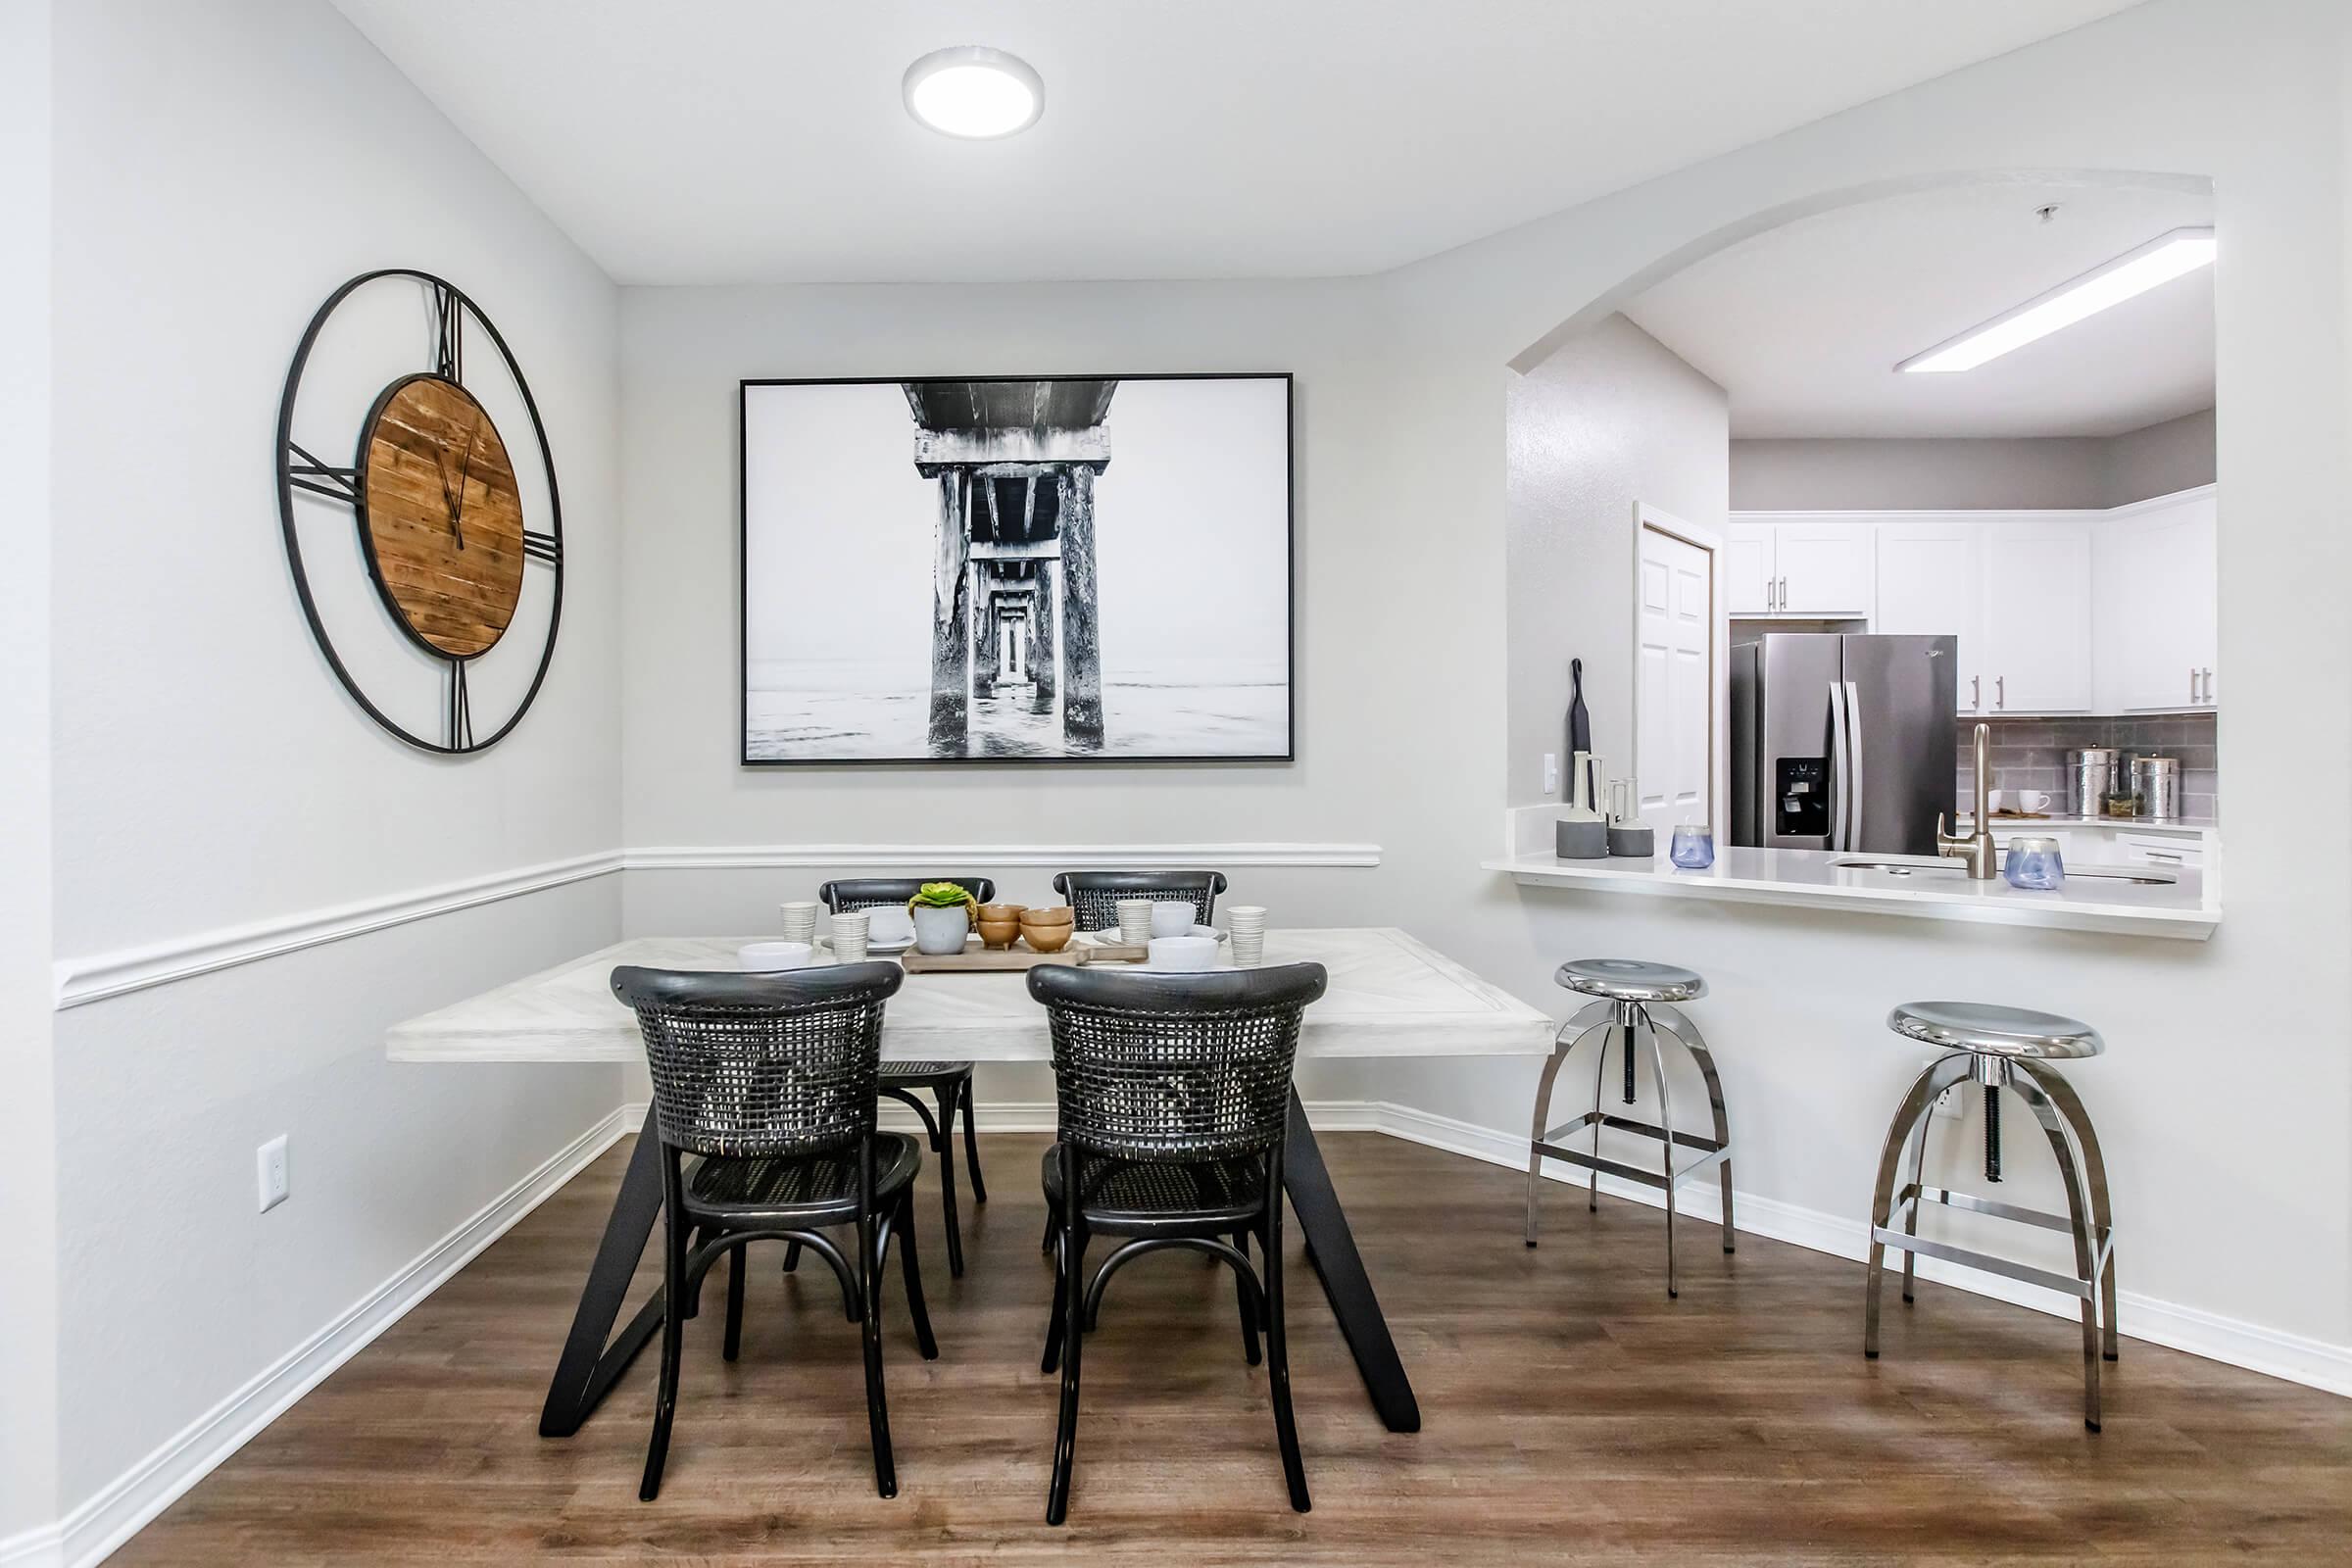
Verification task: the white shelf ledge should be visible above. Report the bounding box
[1482,844,2218,941]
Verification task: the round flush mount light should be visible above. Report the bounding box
[903,45,1044,139]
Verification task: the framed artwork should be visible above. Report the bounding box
[741,373,1293,763]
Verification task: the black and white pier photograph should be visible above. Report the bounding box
[741,374,1293,762]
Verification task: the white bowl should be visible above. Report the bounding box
[865,906,915,945]
[1146,935,1219,972]
[738,941,812,972]
[1149,902,1198,938]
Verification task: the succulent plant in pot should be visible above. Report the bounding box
[906,882,977,955]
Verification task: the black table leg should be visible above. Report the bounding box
[540,1105,668,1438]
[1283,1091,1421,1433]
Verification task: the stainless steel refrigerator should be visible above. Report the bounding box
[1730,634,1956,855]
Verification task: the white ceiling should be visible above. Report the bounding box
[1624,181,2216,438]
[330,0,2141,285]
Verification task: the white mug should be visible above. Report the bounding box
[1114,899,1154,945]
[865,906,914,945]
[1149,901,1197,939]
[778,901,820,942]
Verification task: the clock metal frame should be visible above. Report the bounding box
[274,269,564,756]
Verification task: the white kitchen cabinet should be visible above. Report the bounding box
[1977,521,2094,713]
[2094,488,2217,711]
[1874,520,1985,714]
[1726,522,1775,615]
[1728,516,1875,616]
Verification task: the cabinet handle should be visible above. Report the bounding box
[1778,575,1788,612]
[2200,666,2214,704]
[1969,674,1981,711]
[1995,675,2005,710]
[2189,666,2198,705]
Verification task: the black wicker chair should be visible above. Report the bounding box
[611,961,938,1502]
[1051,869,1228,933]
[813,877,995,1277]
[1028,961,1329,1524]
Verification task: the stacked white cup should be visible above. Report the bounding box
[779,901,819,945]
[829,910,870,963]
[1114,898,1154,947]
[1227,905,1267,967]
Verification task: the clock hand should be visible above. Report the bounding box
[446,409,483,551]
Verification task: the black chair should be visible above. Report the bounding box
[814,876,995,1277]
[1028,961,1329,1524]
[611,962,939,1502]
[1051,869,1228,932]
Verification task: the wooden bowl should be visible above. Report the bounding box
[1019,905,1075,927]
[1021,923,1073,954]
[978,903,1026,921]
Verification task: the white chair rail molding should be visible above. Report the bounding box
[10,3,2350,1566]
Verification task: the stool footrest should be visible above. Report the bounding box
[1542,1110,1726,1158]
[1871,1227,2098,1299]
[1532,1137,1729,1194]
[1901,1182,2102,1243]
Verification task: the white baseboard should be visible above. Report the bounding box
[44,1105,635,1568]
[37,1091,2346,1568]
[1368,1098,2352,1398]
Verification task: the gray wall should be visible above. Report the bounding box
[1506,314,1729,805]
[2104,406,2217,504]
[43,0,626,1513]
[1731,408,2216,512]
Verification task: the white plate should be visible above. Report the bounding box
[816,934,915,956]
[1076,925,1226,946]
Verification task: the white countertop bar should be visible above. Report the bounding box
[1482,845,2216,939]
[386,927,1560,1064]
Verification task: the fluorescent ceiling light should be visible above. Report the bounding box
[903,46,1044,139]
[1898,226,2216,373]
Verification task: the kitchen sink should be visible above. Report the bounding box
[1833,858,2178,886]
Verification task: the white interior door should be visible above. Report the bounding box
[1636,515,1717,835]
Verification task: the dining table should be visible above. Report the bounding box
[385,926,1558,1441]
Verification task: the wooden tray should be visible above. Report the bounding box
[901,938,1148,973]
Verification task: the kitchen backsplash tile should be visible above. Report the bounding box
[1955,712,2217,818]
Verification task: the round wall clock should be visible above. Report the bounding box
[274,269,564,754]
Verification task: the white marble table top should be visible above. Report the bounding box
[385,927,1557,1064]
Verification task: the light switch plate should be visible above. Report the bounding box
[1931,1086,1963,1122]
[1542,752,1559,796]
[257,1135,289,1212]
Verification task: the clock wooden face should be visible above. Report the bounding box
[359,373,526,658]
[276,270,564,756]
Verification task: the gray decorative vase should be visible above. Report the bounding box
[1555,819,1609,859]
[1607,823,1655,858]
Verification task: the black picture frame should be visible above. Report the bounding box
[737,371,1296,767]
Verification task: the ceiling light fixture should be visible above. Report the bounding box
[1897,226,2216,373]
[903,45,1044,139]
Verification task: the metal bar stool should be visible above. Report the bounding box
[1864,1001,2118,1431]
[1524,958,1734,1298]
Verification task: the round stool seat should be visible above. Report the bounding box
[1888,1001,2102,1059]
[1555,957,1706,1004]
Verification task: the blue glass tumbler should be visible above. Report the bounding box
[1670,822,1715,869]
[2002,836,2065,890]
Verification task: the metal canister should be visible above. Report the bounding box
[2131,755,2181,821]
[2065,748,2124,817]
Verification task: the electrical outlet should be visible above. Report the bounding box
[1543,752,1560,796]
[257,1135,289,1212]
[1931,1086,1964,1122]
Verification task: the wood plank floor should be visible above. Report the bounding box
[118,1133,2352,1565]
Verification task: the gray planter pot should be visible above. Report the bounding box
[910,905,970,956]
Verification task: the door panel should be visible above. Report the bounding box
[1755,634,1844,851]
[1981,522,2091,711]
[1726,523,1773,614]
[1842,635,1957,856]
[1875,522,1983,714]
[1775,521,1874,615]
[1637,526,1715,833]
